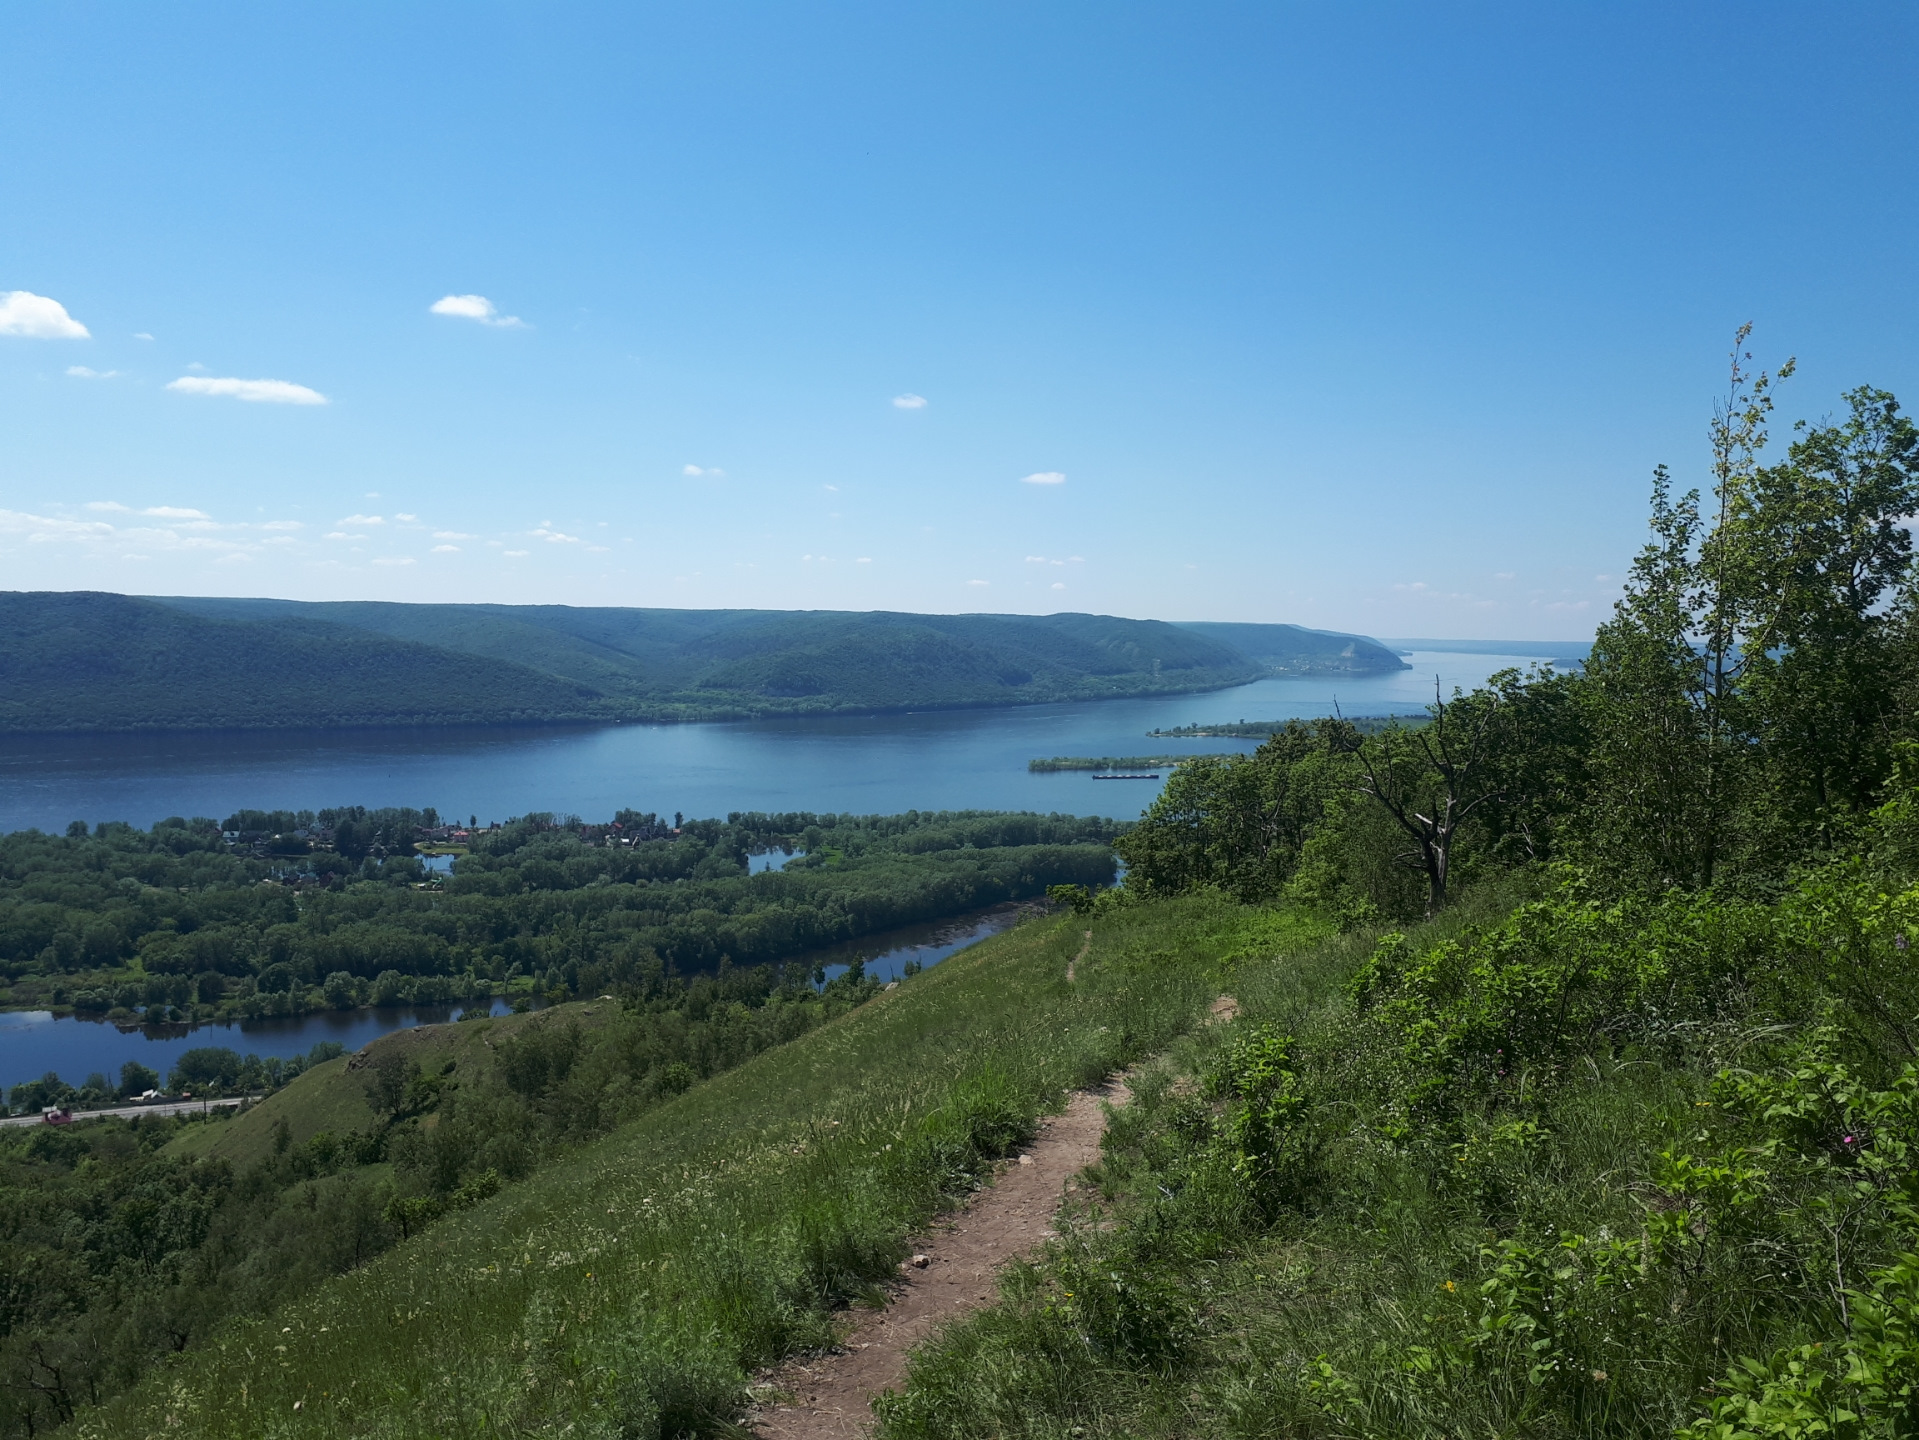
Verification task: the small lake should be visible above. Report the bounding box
[2,902,1031,1094]
[0,652,1552,835]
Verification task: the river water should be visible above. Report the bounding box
[2,649,1552,1095]
[3,901,1030,1093]
[0,651,1548,835]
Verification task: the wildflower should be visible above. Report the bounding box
[1593,1370,1609,1382]
[1444,1280,1456,1292]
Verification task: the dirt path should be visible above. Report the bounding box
[750,1076,1129,1439]
[1065,928,1091,983]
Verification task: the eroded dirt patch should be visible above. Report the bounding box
[750,1077,1129,1439]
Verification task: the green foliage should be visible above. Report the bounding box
[0,807,1117,1084]
[60,895,1275,1440]
[0,594,1284,732]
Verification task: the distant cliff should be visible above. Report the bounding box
[1172,621,1409,675]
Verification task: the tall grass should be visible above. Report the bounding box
[70,895,1313,1440]
[872,880,1906,1440]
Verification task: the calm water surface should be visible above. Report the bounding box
[4,903,1027,1091]
[0,653,1544,834]
[1,652,1548,1090]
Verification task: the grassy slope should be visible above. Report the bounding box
[164,1002,621,1169]
[71,899,1327,1439]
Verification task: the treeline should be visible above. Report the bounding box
[0,808,1118,1046]
[995,344,1919,1439]
[1123,370,1919,917]
[0,961,883,1437]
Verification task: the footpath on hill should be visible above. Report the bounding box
[750,1077,1129,1439]
[752,929,1238,1440]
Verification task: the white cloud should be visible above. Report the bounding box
[66,365,119,379]
[430,294,524,327]
[683,464,726,478]
[133,332,154,341]
[823,484,839,492]
[144,506,211,519]
[856,556,872,564]
[338,513,384,526]
[504,549,529,557]
[1494,571,1516,581]
[373,556,415,566]
[167,376,328,405]
[86,501,129,513]
[325,531,369,541]
[1052,582,1066,590]
[1019,471,1066,486]
[966,579,989,587]
[261,520,302,531]
[0,291,89,339]
[531,526,580,543]
[395,512,418,523]
[892,393,928,410]
[431,544,461,553]
[433,530,477,541]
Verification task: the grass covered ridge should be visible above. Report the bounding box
[70,897,1325,1439]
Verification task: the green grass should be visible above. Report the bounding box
[163,1003,619,1169]
[71,897,1328,1439]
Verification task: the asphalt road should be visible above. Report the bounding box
[0,1096,251,1128]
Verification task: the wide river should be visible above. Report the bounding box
[0,651,1553,835]
[2,649,1555,1092]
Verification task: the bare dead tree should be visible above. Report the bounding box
[1340,679,1506,918]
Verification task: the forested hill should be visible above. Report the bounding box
[1172,620,1408,674]
[0,591,1338,733]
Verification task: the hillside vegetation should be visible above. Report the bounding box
[0,596,1340,732]
[53,895,1311,1440]
[18,350,1919,1440]
[1173,621,1407,675]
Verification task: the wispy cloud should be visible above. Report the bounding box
[261,520,302,531]
[66,365,119,379]
[1019,471,1066,486]
[144,506,210,520]
[966,579,989,587]
[683,464,725,478]
[132,332,154,341]
[430,294,525,327]
[167,376,328,405]
[338,514,384,526]
[856,556,872,564]
[395,513,418,523]
[372,556,415,566]
[433,530,477,541]
[1052,582,1066,590]
[0,291,89,339]
[531,525,580,544]
[892,393,927,410]
[431,544,461,553]
[504,549,529,557]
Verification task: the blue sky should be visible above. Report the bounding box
[2,3,1913,639]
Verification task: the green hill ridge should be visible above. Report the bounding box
[0,591,1406,734]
